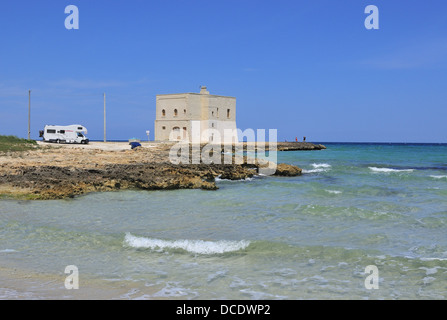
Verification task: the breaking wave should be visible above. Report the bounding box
[369,167,414,173]
[124,233,250,255]
[303,163,332,174]
[325,190,342,194]
[430,175,447,179]
[302,169,326,173]
[311,163,331,169]
[0,249,17,253]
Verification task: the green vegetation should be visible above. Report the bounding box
[0,135,38,153]
[0,193,42,200]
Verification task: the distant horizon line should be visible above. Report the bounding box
[2,134,446,145]
[87,139,447,145]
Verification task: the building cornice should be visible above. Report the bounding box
[157,93,236,99]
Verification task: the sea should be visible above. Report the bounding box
[0,143,446,300]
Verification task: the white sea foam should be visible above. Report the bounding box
[311,163,331,169]
[0,249,17,253]
[325,190,342,194]
[124,233,250,255]
[430,175,447,179]
[0,288,36,299]
[152,282,199,298]
[369,167,414,173]
[422,277,436,285]
[419,267,439,275]
[302,163,332,174]
[303,168,327,173]
[420,257,447,262]
[207,269,228,283]
[239,288,288,300]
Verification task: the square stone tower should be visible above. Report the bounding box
[154,86,238,143]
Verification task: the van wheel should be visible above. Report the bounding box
[56,139,60,144]
[81,140,86,144]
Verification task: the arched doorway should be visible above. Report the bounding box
[171,127,181,140]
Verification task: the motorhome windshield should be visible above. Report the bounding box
[77,133,84,137]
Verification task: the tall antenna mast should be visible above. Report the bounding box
[103,92,106,142]
[28,90,31,140]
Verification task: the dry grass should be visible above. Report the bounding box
[0,135,38,154]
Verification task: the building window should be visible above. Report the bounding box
[212,111,214,117]
[162,126,166,130]
[172,126,181,140]
[174,109,178,117]
[184,109,186,114]
[227,109,230,118]
[183,127,187,139]
[211,123,214,128]
[217,108,219,117]
[162,109,166,117]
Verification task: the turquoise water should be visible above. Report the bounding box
[1,143,446,299]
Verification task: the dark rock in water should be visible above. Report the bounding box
[276,142,326,151]
[274,163,302,176]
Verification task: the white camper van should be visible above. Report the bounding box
[40,125,89,144]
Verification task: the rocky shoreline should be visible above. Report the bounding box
[276,142,327,151]
[217,142,327,152]
[0,141,323,200]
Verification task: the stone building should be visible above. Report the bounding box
[154,86,238,143]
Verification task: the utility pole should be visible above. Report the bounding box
[28,90,31,140]
[103,92,106,142]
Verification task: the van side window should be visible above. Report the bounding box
[47,129,56,134]
[59,130,65,134]
[78,127,83,130]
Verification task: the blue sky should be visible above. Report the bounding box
[0,0,446,142]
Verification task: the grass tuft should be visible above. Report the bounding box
[0,135,38,153]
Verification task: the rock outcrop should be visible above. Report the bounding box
[274,163,303,176]
[276,142,326,151]
[0,163,258,199]
[0,142,306,200]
